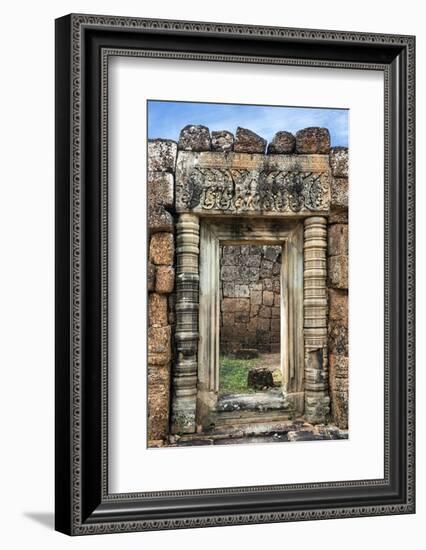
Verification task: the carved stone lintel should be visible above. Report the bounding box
[171,214,200,434]
[175,152,331,216]
[304,217,330,423]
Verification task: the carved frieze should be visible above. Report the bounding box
[176,152,331,215]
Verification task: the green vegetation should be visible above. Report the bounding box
[219,356,257,395]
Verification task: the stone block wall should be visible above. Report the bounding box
[327,146,349,429]
[219,245,281,354]
[147,140,177,443]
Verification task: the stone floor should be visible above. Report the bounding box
[163,421,348,447]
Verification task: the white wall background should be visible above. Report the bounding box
[0,0,423,548]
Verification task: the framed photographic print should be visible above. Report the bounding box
[55,14,415,535]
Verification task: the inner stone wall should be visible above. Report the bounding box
[219,244,281,355]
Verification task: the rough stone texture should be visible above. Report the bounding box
[267,131,296,154]
[148,139,177,172]
[247,368,274,390]
[329,147,349,178]
[328,321,348,356]
[149,293,168,327]
[329,289,348,323]
[149,232,174,265]
[211,130,234,152]
[155,266,175,294]
[295,127,330,154]
[331,177,348,209]
[220,245,281,354]
[329,207,348,224]
[148,326,171,366]
[148,207,174,233]
[148,363,171,441]
[178,124,211,151]
[328,224,348,256]
[148,171,174,209]
[329,355,349,429]
[233,127,266,154]
[329,255,348,289]
[147,261,156,292]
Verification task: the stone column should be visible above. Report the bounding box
[304,216,330,423]
[171,214,200,433]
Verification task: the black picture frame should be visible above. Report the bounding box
[55,13,415,535]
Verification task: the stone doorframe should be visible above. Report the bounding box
[197,219,304,429]
[171,213,330,434]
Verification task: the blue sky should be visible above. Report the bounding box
[147,100,348,147]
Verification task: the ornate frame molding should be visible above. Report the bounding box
[55,13,415,535]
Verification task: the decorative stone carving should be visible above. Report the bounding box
[175,152,331,215]
[304,217,330,423]
[171,214,200,433]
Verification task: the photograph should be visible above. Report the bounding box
[147,101,350,448]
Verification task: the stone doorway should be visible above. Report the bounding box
[196,219,304,433]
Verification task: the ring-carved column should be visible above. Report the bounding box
[304,217,330,423]
[171,214,199,434]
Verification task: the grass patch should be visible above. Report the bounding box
[219,356,257,395]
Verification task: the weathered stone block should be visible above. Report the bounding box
[271,318,280,332]
[263,245,281,262]
[149,232,174,265]
[222,312,234,326]
[273,294,280,306]
[263,290,274,306]
[295,127,330,154]
[148,207,174,234]
[155,265,175,294]
[148,171,174,209]
[331,177,348,209]
[255,318,271,332]
[245,254,261,267]
[329,146,349,178]
[329,289,348,323]
[148,326,171,365]
[262,278,273,291]
[221,298,250,313]
[148,139,177,172]
[329,255,348,289]
[250,304,260,317]
[211,130,234,152]
[147,261,156,292]
[328,224,348,256]
[267,131,295,154]
[331,389,348,429]
[148,363,171,440]
[235,284,250,298]
[149,293,168,327]
[260,259,273,278]
[328,321,348,356]
[329,206,348,224]
[329,354,349,385]
[250,290,262,305]
[259,306,272,319]
[272,306,280,318]
[178,124,211,151]
[235,311,250,323]
[247,368,274,390]
[234,127,266,153]
[273,279,280,293]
